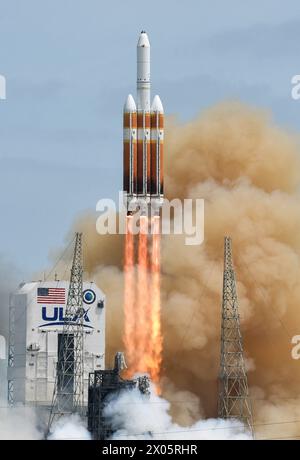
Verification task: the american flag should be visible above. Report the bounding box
[37,287,65,304]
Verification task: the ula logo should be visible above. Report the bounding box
[40,306,93,328]
[0,75,6,100]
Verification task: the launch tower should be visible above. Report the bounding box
[218,236,254,437]
[47,233,85,433]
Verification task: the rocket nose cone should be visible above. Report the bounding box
[151,95,164,113]
[137,31,150,47]
[124,94,136,112]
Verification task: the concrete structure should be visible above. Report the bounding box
[7,279,105,407]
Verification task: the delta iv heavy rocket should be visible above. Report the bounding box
[123,31,164,216]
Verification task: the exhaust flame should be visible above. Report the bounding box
[149,216,163,386]
[136,216,150,371]
[123,215,163,386]
[123,216,135,366]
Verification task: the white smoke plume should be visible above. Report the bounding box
[0,406,43,440]
[48,414,91,440]
[104,386,251,440]
[0,372,91,442]
[0,405,91,440]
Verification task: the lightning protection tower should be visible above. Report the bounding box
[47,232,84,434]
[218,236,254,437]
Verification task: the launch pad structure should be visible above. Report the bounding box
[87,352,150,440]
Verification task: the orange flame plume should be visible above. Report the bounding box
[123,214,163,388]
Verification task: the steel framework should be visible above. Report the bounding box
[218,236,254,437]
[87,352,150,440]
[47,232,85,434]
[7,298,15,406]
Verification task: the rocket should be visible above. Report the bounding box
[123,31,164,215]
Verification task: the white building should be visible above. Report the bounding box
[7,280,105,407]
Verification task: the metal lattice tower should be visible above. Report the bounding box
[47,232,84,434]
[7,297,15,406]
[218,236,254,437]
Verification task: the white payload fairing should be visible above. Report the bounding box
[123,31,164,215]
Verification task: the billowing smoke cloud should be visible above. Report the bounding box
[63,102,300,439]
[104,385,251,440]
[48,414,91,440]
[0,407,43,440]
[0,406,91,440]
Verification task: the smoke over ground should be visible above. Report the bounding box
[48,414,91,440]
[70,102,300,439]
[0,406,91,440]
[0,407,43,440]
[104,385,251,440]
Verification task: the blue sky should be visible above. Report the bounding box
[0,0,300,276]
